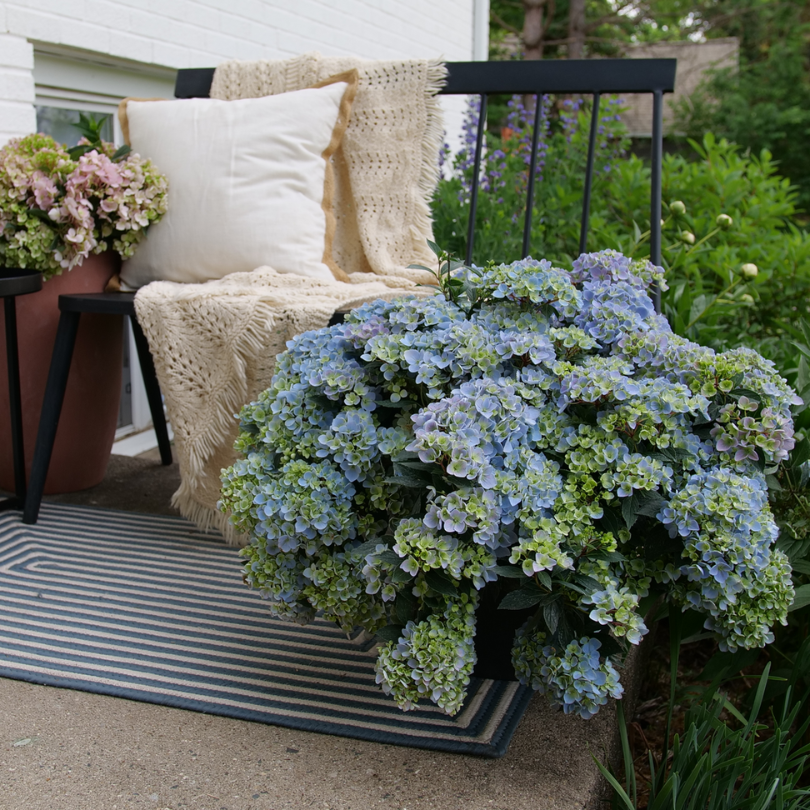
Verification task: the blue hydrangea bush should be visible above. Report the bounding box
[219,249,798,720]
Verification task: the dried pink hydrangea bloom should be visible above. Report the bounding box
[0,133,168,278]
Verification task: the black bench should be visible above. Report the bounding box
[21,57,675,525]
[177,58,676,301]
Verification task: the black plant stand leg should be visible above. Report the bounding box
[1,297,25,511]
[130,315,172,466]
[22,310,81,524]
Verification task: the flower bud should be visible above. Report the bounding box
[740,293,754,304]
[716,213,733,230]
[681,231,695,245]
[740,263,758,278]
[669,200,686,216]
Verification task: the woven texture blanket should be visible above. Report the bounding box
[135,54,445,542]
[135,269,432,543]
[211,52,446,283]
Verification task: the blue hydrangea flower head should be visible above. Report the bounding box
[220,248,799,719]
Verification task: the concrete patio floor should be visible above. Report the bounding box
[0,453,630,810]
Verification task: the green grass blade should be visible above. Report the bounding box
[674,754,711,810]
[745,662,772,738]
[616,702,637,805]
[591,754,636,810]
[720,695,748,726]
[752,777,780,810]
[649,771,677,810]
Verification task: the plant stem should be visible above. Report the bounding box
[685,276,744,330]
[689,226,721,253]
[768,643,795,667]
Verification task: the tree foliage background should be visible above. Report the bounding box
[672,1,810,211]
[490,0,810,210]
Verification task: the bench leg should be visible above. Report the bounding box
[22,310,80,524]
[1,297,25,511]
[130,315,172,466]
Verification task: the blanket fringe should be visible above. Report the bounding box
[172,484,248,546]
[175,299,278,481]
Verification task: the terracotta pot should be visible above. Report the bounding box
[0,252,123,494]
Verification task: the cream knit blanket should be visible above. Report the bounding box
[211,52,445,282]
[135,54,445,543]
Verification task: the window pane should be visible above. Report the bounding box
[35,106,113,147]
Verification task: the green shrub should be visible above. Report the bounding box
[672,17,810,213]
[602,134,810,367]
[432,103,810,375]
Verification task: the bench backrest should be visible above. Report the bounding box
[175,59,676,308]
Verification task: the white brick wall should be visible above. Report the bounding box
[0,31,34,143]
[0,0,475,142]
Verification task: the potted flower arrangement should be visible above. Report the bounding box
[219,246,797,719]
[0,115,168,494]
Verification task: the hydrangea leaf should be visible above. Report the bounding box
[395,592,416,625]
[589,549,627,564]
[376,624,406,642]
[786,436,810,469]
[376,550,402,566]
[351,538,386,558]
[728,388,762,405]
[492,564,526,579]
[536,571,553,590]
[390,567,413,584]
[597,507,624,538]
[634,492,668,519]
[424,570,458,597]
[499,587,543,610]
[621,493,640,529]
[544,601,561,635]
[383,474,425,488]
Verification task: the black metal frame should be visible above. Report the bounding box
[20,57,675,524]
[176,59,676,307]
[22,293,172,524]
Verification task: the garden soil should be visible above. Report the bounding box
[0,452,641,810]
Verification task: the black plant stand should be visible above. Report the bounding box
[0,268,43,512]
[22,292,173,525]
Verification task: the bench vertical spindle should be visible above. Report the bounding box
[465,93,488,266]
[521,94,545,260]
[650,88,664,312]
[579,92,601,256]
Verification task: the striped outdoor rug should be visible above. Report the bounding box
[0,504,531,757]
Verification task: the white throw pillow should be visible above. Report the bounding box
[118,72,358,288]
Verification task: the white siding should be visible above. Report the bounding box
[0,0,472,68]
[0,0,474,143]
